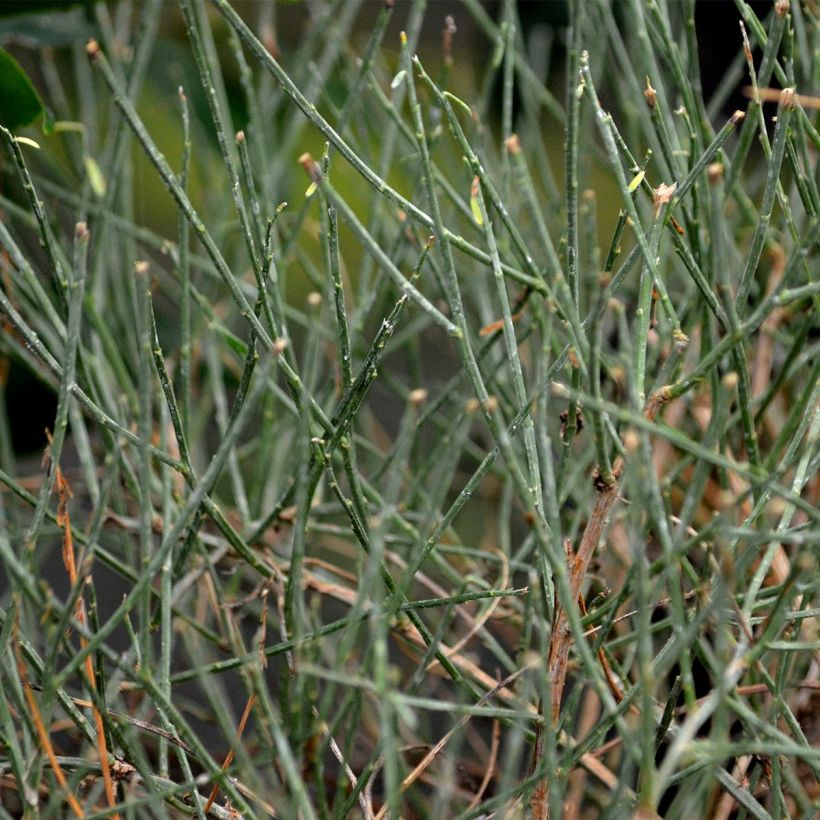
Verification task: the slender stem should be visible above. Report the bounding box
[86,40,335,438]
[564,0,582,307]
[177,87,192,437]
[24,223,89,548]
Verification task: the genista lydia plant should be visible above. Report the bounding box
[0,0,817,817]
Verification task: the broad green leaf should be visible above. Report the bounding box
[0,46,44,130]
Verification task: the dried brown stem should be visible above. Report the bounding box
[532,390,671,817]
[203,692,257,815]
[467,719,500,811]
[56,467,119,819]
[15,626,86,818]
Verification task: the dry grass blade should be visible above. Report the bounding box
[55,466,120,819]
[14,622,85,818]
[203,693,258,815]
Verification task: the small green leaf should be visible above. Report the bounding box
[444,91,472,117]
[469,177,483,226]
[0,46,45,130]
[53,120,85,133]
[470,196,483,226]
[390,69,406,90]
[14,136,40,150]
[628,170,646,192]
[84,155,106,198]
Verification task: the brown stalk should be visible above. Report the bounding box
[578,594,628,707]
[479,310,524,337]
[741,85,820,108]
[467,719,500,811]
[203,692,257,815]
[26,684,195,754]
[55,466,119,819]
[373,663,534,819]
[14,617,85,818]
[531,389,671,817]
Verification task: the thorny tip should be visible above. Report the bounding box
[652,182,676,218]
[86,38,100,59]
[610,366,626,388]
[409,388,428,407]
[722,371,740,391]
[236,130,245,144]
[298,152,321,184]
[442,15,456,62]
[730,109,745,126]
[400,30,408,46]
[740,21,753,63]
[775,0,790,15]
[780,87,797,110]
[134,260,149,276]
[707,162,724,184]
[505,133,521,155]
[622,430,640,454]
[644,77,657,109]
[75,222,89,241]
